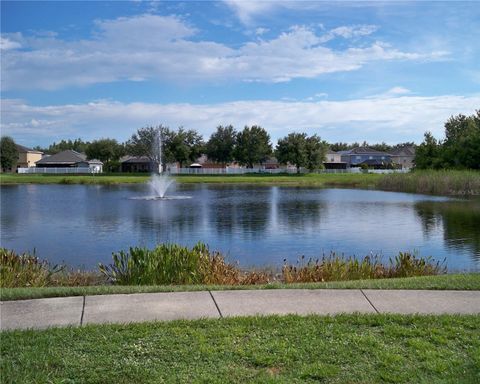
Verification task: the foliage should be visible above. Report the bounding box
[205,125,237,165]
[164,127,204,168]
[36,138,90,155]
[282,251,445,283]
[0,248,102,288]
[85,138,125,172]
[234,125,272,168]
[99,243,268,286]
[305,134,328,171]
[415,111,480,169]
[276,132,309,172]
[126,126,165,172]
[0,136,19,172]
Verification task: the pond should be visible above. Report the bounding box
[1,183,479,271]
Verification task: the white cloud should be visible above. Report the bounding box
[3,94,479,147]
[0,36,22,50]
[0,15,447,91]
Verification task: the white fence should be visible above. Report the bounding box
[168,167,410,175]
[17,167,100,174]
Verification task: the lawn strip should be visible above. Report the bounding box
[1,314,479,383]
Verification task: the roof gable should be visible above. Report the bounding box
[36,150,86,164]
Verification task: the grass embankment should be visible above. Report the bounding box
[2,274,479,301]
[3,170,480,195]
[2,314,479,383]
[0,172,380,188]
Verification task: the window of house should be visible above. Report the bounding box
[356,156,361,160]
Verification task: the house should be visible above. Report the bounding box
[390,146,416,169]
[323,150,347,169]
[35,150,103,172]
[16,144,43,171]
[339,147,392,169]
[120,156,156,173]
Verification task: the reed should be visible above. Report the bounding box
[282,251,445,283]
[99,243,269,285]
[0,248,103,288]
[376,170,480,195]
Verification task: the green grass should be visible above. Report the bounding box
[2,274,478,301]
[3,171,479,195]
[2,314,479,383]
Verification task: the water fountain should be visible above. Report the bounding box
[149,173,174,199]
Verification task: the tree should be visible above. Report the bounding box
[206,125,237,165]
[234,125,272,168]
[45,138,89,154]
[85,139,125,172]
[0,136,19,172]
[126,126,167,172]
[276,133,327,173]
[164,127,204,168]
[414,132,443,169]
[276,133,308,173]
[305,135,328,171]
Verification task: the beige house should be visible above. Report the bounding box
[390,146,416,169]
[16,144,43,170]
[323,150,347,169]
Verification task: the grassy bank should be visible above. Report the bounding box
[2,314,479,383]
[2,170,480,195]
[2,274,479,301]
[0,172,380,187]
[377,170,480,195]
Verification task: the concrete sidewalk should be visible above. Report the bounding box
[1,289,479,330]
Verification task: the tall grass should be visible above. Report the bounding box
[98,243,269,285]
[376,170,480,195]
[2,246,446,288]
[282,252,446,284]
[0,248,103,288]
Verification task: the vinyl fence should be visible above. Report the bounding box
[17,167,100,174]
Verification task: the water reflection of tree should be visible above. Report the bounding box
[277,198,326,232]
[208,191,270,236]
[414,200,480,263]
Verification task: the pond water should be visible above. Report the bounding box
[1,184,479,271]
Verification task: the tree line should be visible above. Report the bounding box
[415,111,480,169]
[2,111,479,172]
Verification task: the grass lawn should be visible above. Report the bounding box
[2,274,479,301]
[0,172,381,187]
[1,314,479,383]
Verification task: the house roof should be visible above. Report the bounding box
[121,156,152,164]
[36,150,87,165]
[16,144,43,154]
[342,147,391,155]
[390,146,416,156]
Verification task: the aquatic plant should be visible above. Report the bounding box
[99,242,269,285]
[282,251,445,283]
[0,248,103,288]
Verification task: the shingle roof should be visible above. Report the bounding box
[36,150,87,164]
[390,146,416,156]
[344,147,390,155]
[15,144,43,154]
[121,156,152,164]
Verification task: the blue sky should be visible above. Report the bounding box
[1,1,479,147]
